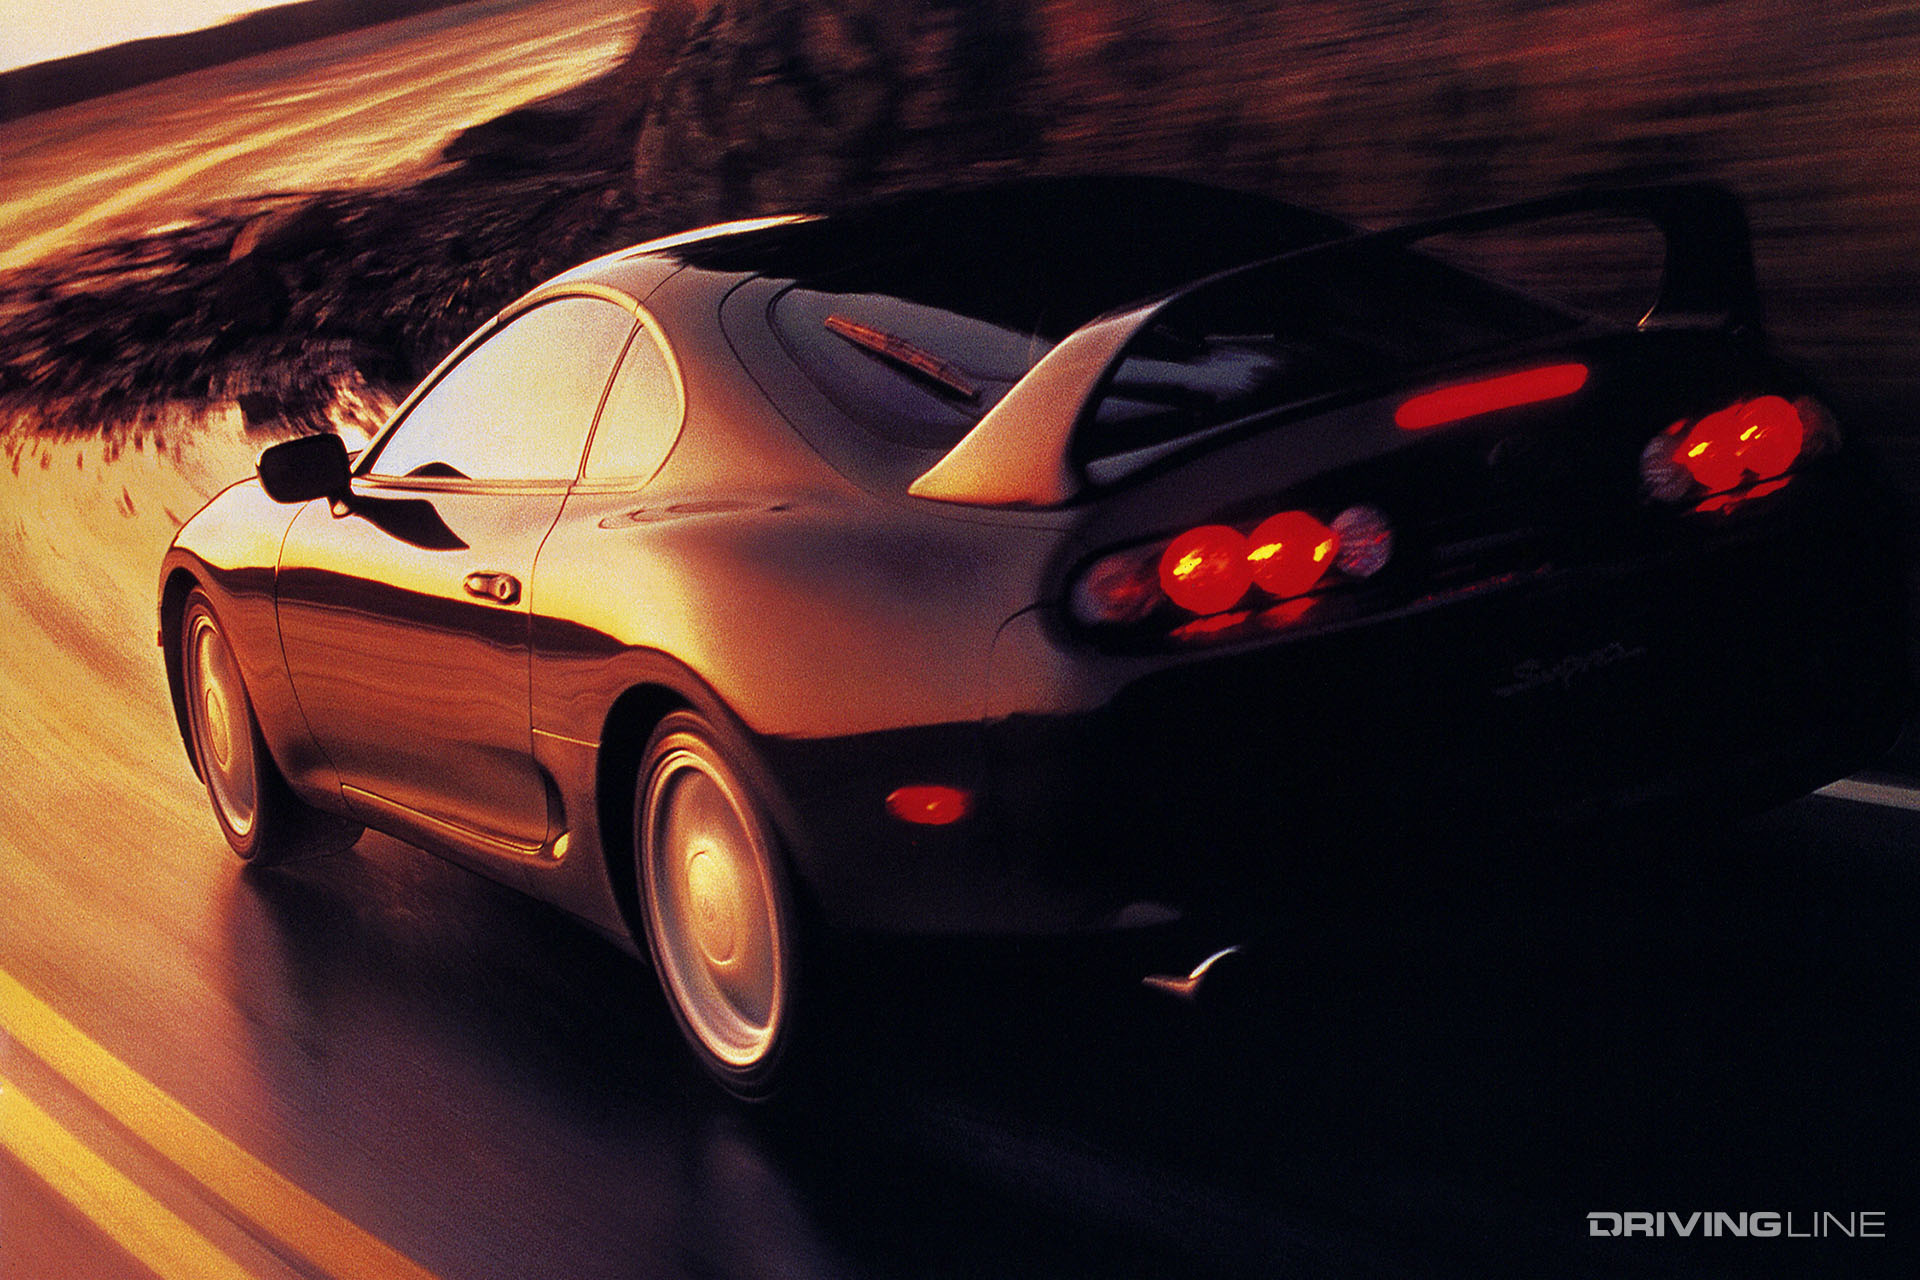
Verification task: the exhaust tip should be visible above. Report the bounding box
[1142,945,1243,1002]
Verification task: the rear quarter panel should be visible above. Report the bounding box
[529,284,1070,929]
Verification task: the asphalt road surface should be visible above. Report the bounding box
[3,6,1918,1277]
[4,416,1918,1280]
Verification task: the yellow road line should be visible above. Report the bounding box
[1,1070,258,1280]
[0,969,440,1280]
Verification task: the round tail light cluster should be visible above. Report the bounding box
[1072,504,1394,631]
[1640,394,1837,505]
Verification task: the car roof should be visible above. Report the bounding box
[537,178,1358,501]
[590,175,1351,337]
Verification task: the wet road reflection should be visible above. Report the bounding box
[185,797,1920,1278]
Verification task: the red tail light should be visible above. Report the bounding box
[1395,364,1589,430]
[1677,395,1804,489]
[1158,525,1254,615]
[1247,511,1337,599]
[1640,394,1835,505]
[1074,505,1396,635]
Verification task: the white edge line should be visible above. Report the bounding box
[1814,778,1920,813]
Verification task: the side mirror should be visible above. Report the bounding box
[258,433,352,505]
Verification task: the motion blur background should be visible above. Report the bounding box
[0,0,317,72]
[2,0,1916,437]
[622,0,1920,426]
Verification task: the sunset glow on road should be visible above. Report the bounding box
[0,0,629,270]
[0,1,299,72]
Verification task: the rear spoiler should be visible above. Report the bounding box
[1380,183,1760,333]
[908,183,1760,509]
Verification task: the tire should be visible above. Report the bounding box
[636,711,800,1100]
[180,589,359,865]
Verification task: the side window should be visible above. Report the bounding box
[367,296,635,482]
[583,321,682,482]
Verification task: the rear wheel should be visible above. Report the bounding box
[637,711,798,1100]
[181,590,358,864]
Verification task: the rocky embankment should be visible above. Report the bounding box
[0,167,639,434]
[4,0,1916,435]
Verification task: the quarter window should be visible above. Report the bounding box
[583,321,682,481]
[368,297,635,482]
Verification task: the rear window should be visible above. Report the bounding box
[1077,249,1583,482]
[769,288,1045,450]
[709,177,1349,463]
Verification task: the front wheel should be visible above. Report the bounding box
[181,589,358,864]
[636,711,799,1100]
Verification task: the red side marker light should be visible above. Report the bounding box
[886,785,971,826]
[1395,364,1590,430]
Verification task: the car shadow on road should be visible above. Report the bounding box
[216,804,1919,1278]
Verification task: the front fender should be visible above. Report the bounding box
[159,479,340,807]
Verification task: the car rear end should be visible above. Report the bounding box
[973,190,1910,926]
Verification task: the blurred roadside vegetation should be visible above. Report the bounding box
[2,0,1915,433]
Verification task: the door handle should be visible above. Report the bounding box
[463,571,521,605]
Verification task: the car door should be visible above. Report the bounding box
[275,294,638,859]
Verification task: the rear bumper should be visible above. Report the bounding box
[979,474,1911,930]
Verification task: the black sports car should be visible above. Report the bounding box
[161,177,1909,1096]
